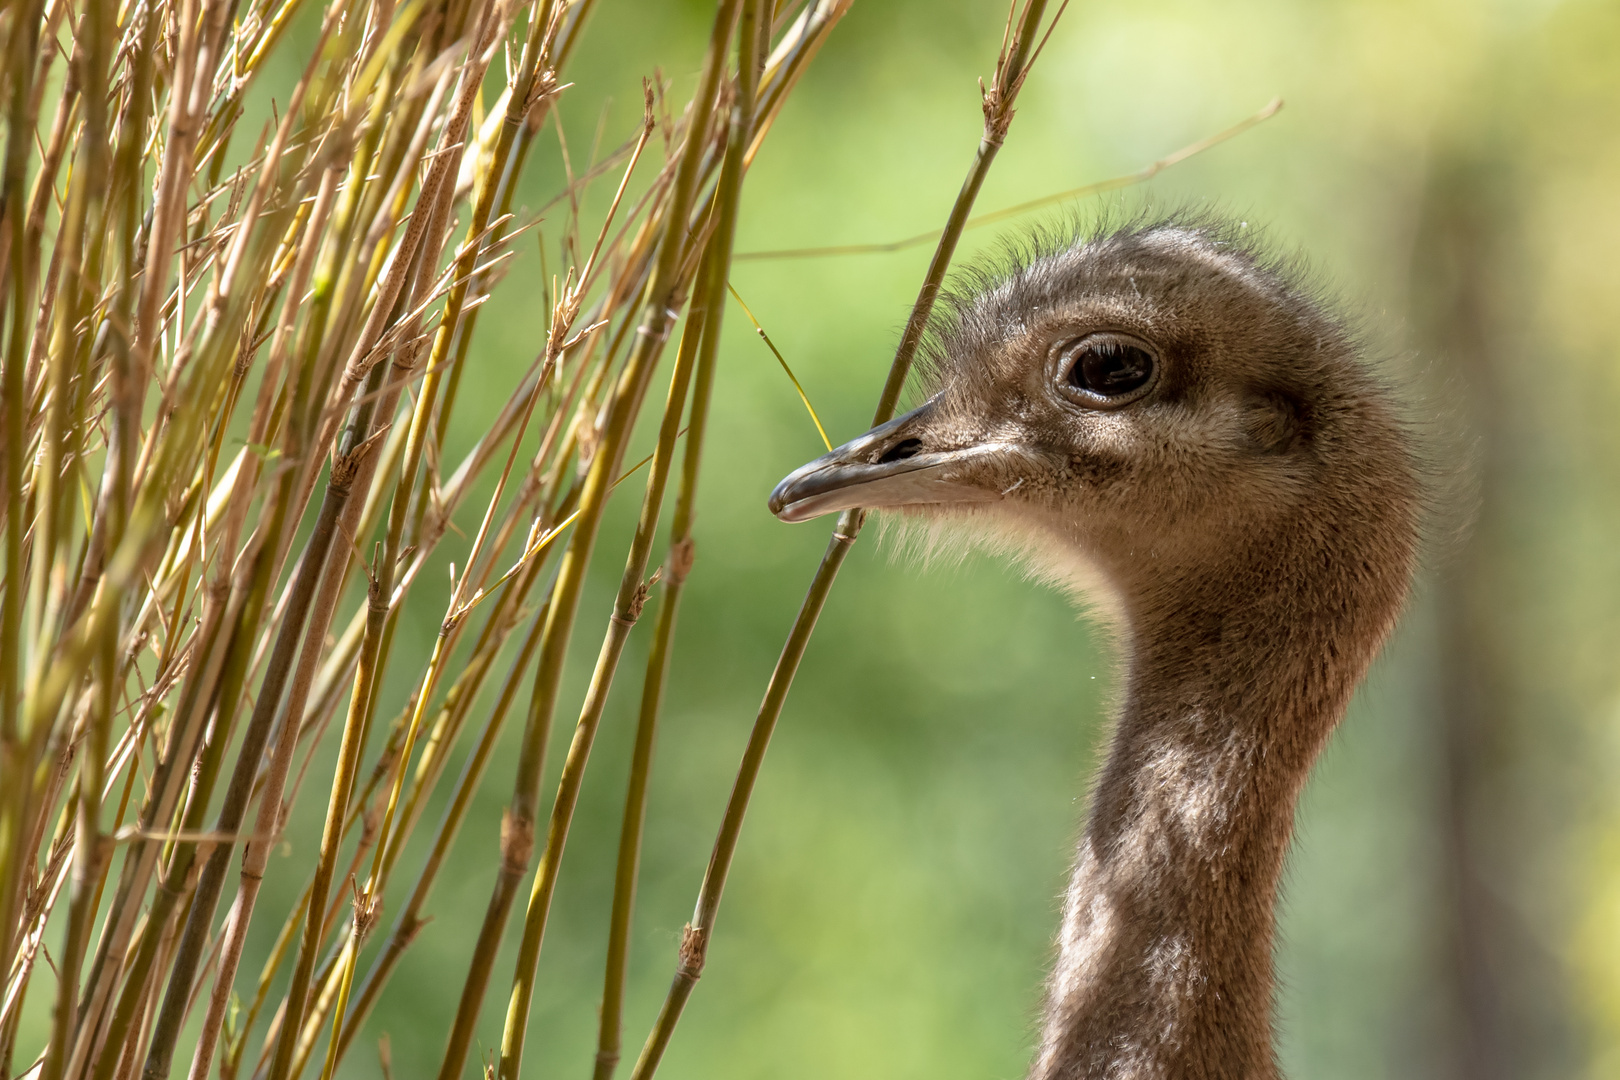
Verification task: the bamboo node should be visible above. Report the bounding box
[525,70,565,123]
[344,343,386,386]
[980,51,1030,149]
[667,537,696,584]
[360,793,385,845]
[367,742,401,794]
[500,810,534,873]
[677,922,708,978]
[332,422,390,495]
[980,83,1014,147]
[330,452,360,493]
[397,913,432,951]
[351,876,382,942]
[618,570,658,625]
[207,571,232,604]
[635,309,681,340]
[392,332,428,374]
[575,413,601,470]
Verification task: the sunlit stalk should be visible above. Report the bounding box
[626,5,1062,1077]
[593,7,763,1078]
[262,22,508,1076]
[141,160,343,1080]
[434,6,740,1077]
[0,0,49,1050]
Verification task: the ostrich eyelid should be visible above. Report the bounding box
[1049,331,1161,411]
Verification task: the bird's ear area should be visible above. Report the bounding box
[1240,386,1313,454]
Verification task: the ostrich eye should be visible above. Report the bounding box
[1056,334,1157,407]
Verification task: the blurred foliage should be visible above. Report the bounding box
[24,0,1620,1077]
[377,2,1620,1077]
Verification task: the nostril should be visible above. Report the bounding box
[877,438,923,464]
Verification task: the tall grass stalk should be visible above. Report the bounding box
[622,4,1066,1077]
[0,0,848,1075]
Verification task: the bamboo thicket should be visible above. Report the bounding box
[0,0,860,1075]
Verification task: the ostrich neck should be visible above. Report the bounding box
[1032,578,1380,1080]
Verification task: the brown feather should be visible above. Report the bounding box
[771,217,1422,1080]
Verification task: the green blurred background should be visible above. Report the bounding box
[109,0,1620,1076]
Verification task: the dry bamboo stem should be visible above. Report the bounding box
[0,0,870,1071]
[431,6,742,1076]
[592,7,765,1079]
[624,4,1062,1078]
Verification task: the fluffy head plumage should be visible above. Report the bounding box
[798,215,1419,626]
[768,213,1428,1080]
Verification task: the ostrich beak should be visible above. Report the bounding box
[768,401,1006,523]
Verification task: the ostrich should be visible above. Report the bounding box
[767,219,1421,1080]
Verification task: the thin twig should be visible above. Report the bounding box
[735,96,1283,260]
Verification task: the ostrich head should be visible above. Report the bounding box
[767,218,1422,1080]
[769,219,1416,632]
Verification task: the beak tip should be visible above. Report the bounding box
[766,479,794,520]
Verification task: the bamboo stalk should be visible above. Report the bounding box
[0,0,49,1040]
[183,105,423,1066]
[320,299,640,1070]
[47,0,156,1059]
[139,159,342,1080]
[261,267,427,1080]
[64,19,352,1071]
[266,7,535,1077]
[496,188,706,1080]
[0,0,869,1070]
[624,5,1062,1077]
[593,8,765,1080]
[432,4,743,1071]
